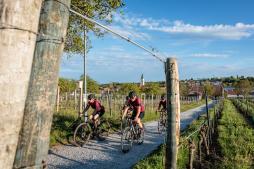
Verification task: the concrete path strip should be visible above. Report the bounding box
[47,101,214,169]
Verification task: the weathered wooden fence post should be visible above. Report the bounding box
[13,0,71,168]
[74,89,77,110]
[165,58,180,169]
[205,91,210,147]
[56,86,60,112]
[78,81,83,117]
[0,1,43,168]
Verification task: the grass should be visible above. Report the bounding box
[181,99,207,112]
[215,100,254,169]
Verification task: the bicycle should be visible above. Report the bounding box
[157,109,167,133]
[121,116,145,153]
[73,114,111,147]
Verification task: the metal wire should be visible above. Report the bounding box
[178,120,207,148]
[69,8,166,63]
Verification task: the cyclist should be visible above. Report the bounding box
[83,94,105,127]
[122,96,133,119]
[157,95,167,112]
[123,91,145,130]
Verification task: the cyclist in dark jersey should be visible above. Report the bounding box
[122,96,133,120]
[157,95,167,112]
[123,91,145,129]
[83,94,105,123]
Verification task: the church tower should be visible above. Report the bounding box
[140,73,145,87]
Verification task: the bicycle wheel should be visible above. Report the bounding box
[121,127,133,153]
[97,119,111,137]
[73,122,92,146]
[121,117,131,133]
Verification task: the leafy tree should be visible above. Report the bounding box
[118,83,140,95]
[80,75,100,93]
[236,79,252,97]
[203,81,214,96]
[142,83,161,95]
[65,0,125,53]
[58,78,76,92]
[180,82,189,96]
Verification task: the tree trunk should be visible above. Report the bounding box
[0,1,42,168]
[13,0,71,168]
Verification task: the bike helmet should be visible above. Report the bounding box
[128,91,136,98]
[88,94,95,100]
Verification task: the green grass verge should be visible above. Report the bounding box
[216,100,254,169]
[181,99,207,112]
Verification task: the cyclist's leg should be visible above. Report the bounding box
[137,112,144,129]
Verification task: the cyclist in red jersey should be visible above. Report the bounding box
[83,94,105,124]
[123,91,145,129]
[157,95,167,112]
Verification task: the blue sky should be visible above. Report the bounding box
[60,0,254,83]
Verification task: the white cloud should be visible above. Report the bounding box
[150,21,254,40]
[191,53,229,58]
[112,13,254,40]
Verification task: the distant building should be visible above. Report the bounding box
[140,73,145,87]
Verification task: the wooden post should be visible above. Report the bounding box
[108,93,112,116]
[205,91,210,147]
[56,86,60,112]
[165,58,180,169]
[13,0,71,168]
[79,81,83,117]
[188,140,196,169]
[151,94,154,112]
[74,89,77,110]
[0,1,43,168]
[205,92,209,126]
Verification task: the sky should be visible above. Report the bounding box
[60,0,254,83]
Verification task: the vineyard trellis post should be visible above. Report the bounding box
[0,1,43,168]
[13,0,71,168]
[56,86,60,112]
[205,91,210,147]
[165,58,180,169]
[78,80,83,117]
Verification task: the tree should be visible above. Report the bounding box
[14,1,71,168]
[180,82,189,96]
[236,79,252,97]
[0,1,43,168]
[80,75,100,93]
[119,83,140,95]
[142,83,161,95]
[203,81,214,96]
[58,78,77,92]
[65,0,124,53]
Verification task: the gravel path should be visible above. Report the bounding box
[47,101,214,169]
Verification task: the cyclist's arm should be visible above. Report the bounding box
[122,106,130,120]
[83,104,90,113]
[157,102,162,111]
[135,106,141,120]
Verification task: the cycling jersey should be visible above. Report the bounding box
[87,99,105,115]
[128,97,145,113]
[158,100,167,110]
